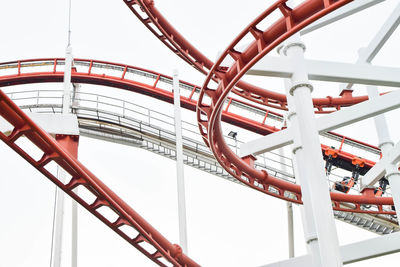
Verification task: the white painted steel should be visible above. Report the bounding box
[344,2,400,89]
[248,56,400,87]
[283,37,342,267]
[62,46,73,115]
[240,129,293,157]
[361,86,400,216]
[341,231,400,264]
[358,2,400,64]
[71,198,78,267]
[280,145,295,258]
[260,231,400,266]
[51,43,75,267]
[301,0,385,35]
[286,202,294,258]
[50,169,66,267]
[280,49,321,258]
[173,70,189,254]
[361,139,400,188]
[0,113,79,136]
[241,89,400,156]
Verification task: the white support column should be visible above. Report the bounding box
[279,145,295,258]
[173,69,188,254]
[286,202,294,258]
[62,46,73,115]
[283,36,342,266]
[50,169,66,267]
[71,200,78,267]
[51,6,75,261]
[366,85,400,217]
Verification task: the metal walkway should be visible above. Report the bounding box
[4,87,398,235]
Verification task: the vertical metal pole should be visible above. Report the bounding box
[51,48,73,267]
[62,46,73,115]
[286,202,294,258]
[71,199,78,267]
[50,169,66,267]
[51,1,76,264]
[173,69,188,254]
[283,35,342,267]
[366,85,400,215]
[279,145,295,258]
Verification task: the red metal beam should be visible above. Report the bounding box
[0,90,199,267]
[0,58,389,212]
[123,0,370,113]
[197,0,394,214]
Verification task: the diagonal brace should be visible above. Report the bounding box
[240,89,400,157]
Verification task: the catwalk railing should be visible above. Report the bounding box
[2,87,398,234]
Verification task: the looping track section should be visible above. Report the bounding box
[123,0,369,113]
[0,57,394,214]
[196,0,395,214]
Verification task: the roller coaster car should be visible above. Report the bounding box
[333,176,353,193]
[374,177,389,197]
[324,146,338,175]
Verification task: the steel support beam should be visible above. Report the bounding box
[173,70,188,254]
[249,56,400,87]
[50,134,79,267]
[259,231,400,267]
[344,2,400,90]
[357,2,400,64]
[361,139,400,188]
[282,37,342,267]
[301,0,385,35]
[240,89,400,157]
[362,85,400,216]
[0,113,79,136]
[51,44,75,267]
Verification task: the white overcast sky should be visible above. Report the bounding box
[0,0,400,266]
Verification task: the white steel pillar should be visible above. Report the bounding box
[71,82,79,267]
[366,85,400,216]
[278,43,318,262]
[71,193,78,267]
[286,202,294,258]
[51,8,76,263]
[50,169,66,267]
[173,69,189,254]
[279,145,295,258]
[283,35,342,266]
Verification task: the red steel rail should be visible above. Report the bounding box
[197,0,395,214]
[0,57,394,214]
[123,0,369,113]
[0,90,199,267]
[0,58,378,168]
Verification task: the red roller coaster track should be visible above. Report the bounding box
[123,0,369,113]
[0,0,397,266]
[121,0,394,211]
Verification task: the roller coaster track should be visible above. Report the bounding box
[0,89,200,267]
[0,57,396,210]
[121,0,397,212]
[196,0,400,216]
[3,86,397,235]
[0,0,398,265]
[123,0,370,113]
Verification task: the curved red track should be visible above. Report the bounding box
[0,0,397,266]
[123,0,369,113]
[196,0,397,215]
[0,57,393,212]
